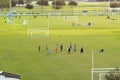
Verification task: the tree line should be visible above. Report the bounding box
[0,0,78,11]
[0,0,120,12]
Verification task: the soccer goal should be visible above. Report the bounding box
[92,68,120,80]
[28,28,49,38]
[63,16,78,21]
[91,52,120,80]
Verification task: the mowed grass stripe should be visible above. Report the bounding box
[50,29,120,36]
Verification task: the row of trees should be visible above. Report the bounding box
[0,0,78,7]
[0,0,120,13]
[0,0,78,12]
[25,0,77,11]
[1,0,120,8]
[110,2,120,8]
[0,0,9,8]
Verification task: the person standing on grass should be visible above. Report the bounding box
[80,46,84,54]
[68,48,71,54]
[55,43,58,53]
[74,44,76,52]
[47,48,50,55]
[38,45,40,52]
[70,43,72,49]
[87,22,91,26]
[46,44,48,51]
[60,44,63,52]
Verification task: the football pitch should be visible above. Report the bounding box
[0,15,120,80]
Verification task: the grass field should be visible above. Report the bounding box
[0,14,120,80]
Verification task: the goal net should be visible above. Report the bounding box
[92,68,120,80]
[63,16,78,21]
[99,73,106,80]
[29,28,49,37]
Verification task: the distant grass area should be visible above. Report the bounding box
[0,13,120,80]
[0,15,120,36]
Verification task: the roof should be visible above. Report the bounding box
[0,71,21,79]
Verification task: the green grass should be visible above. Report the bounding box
[0,15,120,80]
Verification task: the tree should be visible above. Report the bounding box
[37,0,49,6]
[0,0,9,12]
[68,0,78,15]
[52,0,66,6]
[52,0,65,15]
[68,0,78,6]
[18,0,24,5]
[24,0,33,4]
[52,0,65,9]
[110,2,120,8]
[105,68,120,80]
[25,4,34,13]
[0,0,9,8]
[11,0,17,7]
[118,3,120,7]
[110,2,118,8]
[37,0,49,15]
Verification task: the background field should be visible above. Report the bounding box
[0,4,120,80]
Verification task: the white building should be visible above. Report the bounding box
[0,71,20,80]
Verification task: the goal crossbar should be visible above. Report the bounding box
[92,68,120,73]
[93,68,117,70]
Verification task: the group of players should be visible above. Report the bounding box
[38,43,86,55]
[38,43,104,55]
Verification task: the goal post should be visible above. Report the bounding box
[91,51,120,80]
[99,73,106,80]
